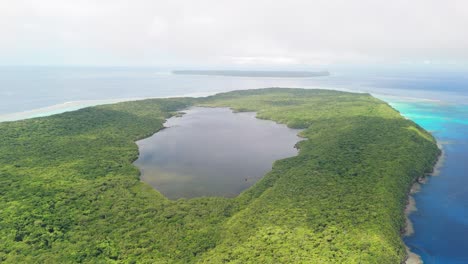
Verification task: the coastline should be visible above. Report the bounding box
[404,142,445,264]
[1,84,446,124]
[0,98,134,122]
[0,92,213,123]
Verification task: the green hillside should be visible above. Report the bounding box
[0,88,440,263]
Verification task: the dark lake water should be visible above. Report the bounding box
[134,107,301,199]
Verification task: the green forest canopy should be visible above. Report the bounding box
[0,88,440,263]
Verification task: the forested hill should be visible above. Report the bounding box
[0,88,439,263]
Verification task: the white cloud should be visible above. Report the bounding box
[148,17,169,38]
[0,0,467,66]
[227,56,299,65]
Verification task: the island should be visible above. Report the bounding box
[0,88,440,263]
[172,70,330,78]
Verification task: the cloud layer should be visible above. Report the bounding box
[1,0,467,66]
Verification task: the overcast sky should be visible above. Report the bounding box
[1,0,467,68]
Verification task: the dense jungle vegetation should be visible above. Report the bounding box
[0,88,440,263]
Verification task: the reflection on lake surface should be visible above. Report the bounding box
[134,107,301,199]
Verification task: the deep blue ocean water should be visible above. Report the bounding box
[389,101,468,263]
[0,66,467,262]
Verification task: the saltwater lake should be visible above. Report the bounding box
[134,107,301,199]
[1,66,467,263]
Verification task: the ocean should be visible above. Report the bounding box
[0,66,467,263]
[392,101,468,263]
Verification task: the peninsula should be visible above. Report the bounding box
[0,88,439,263]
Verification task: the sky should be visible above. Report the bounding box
[1,0,467,68]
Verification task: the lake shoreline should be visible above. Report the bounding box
[133,106,302,199]
[404,142,445,264]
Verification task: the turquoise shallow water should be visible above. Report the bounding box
[386,99,468,263]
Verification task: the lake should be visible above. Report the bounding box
[134,107,302,199]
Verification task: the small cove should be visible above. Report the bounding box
[134,107,302,199]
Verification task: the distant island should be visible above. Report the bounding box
[0,88,439,263]
[172,70,330,78]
